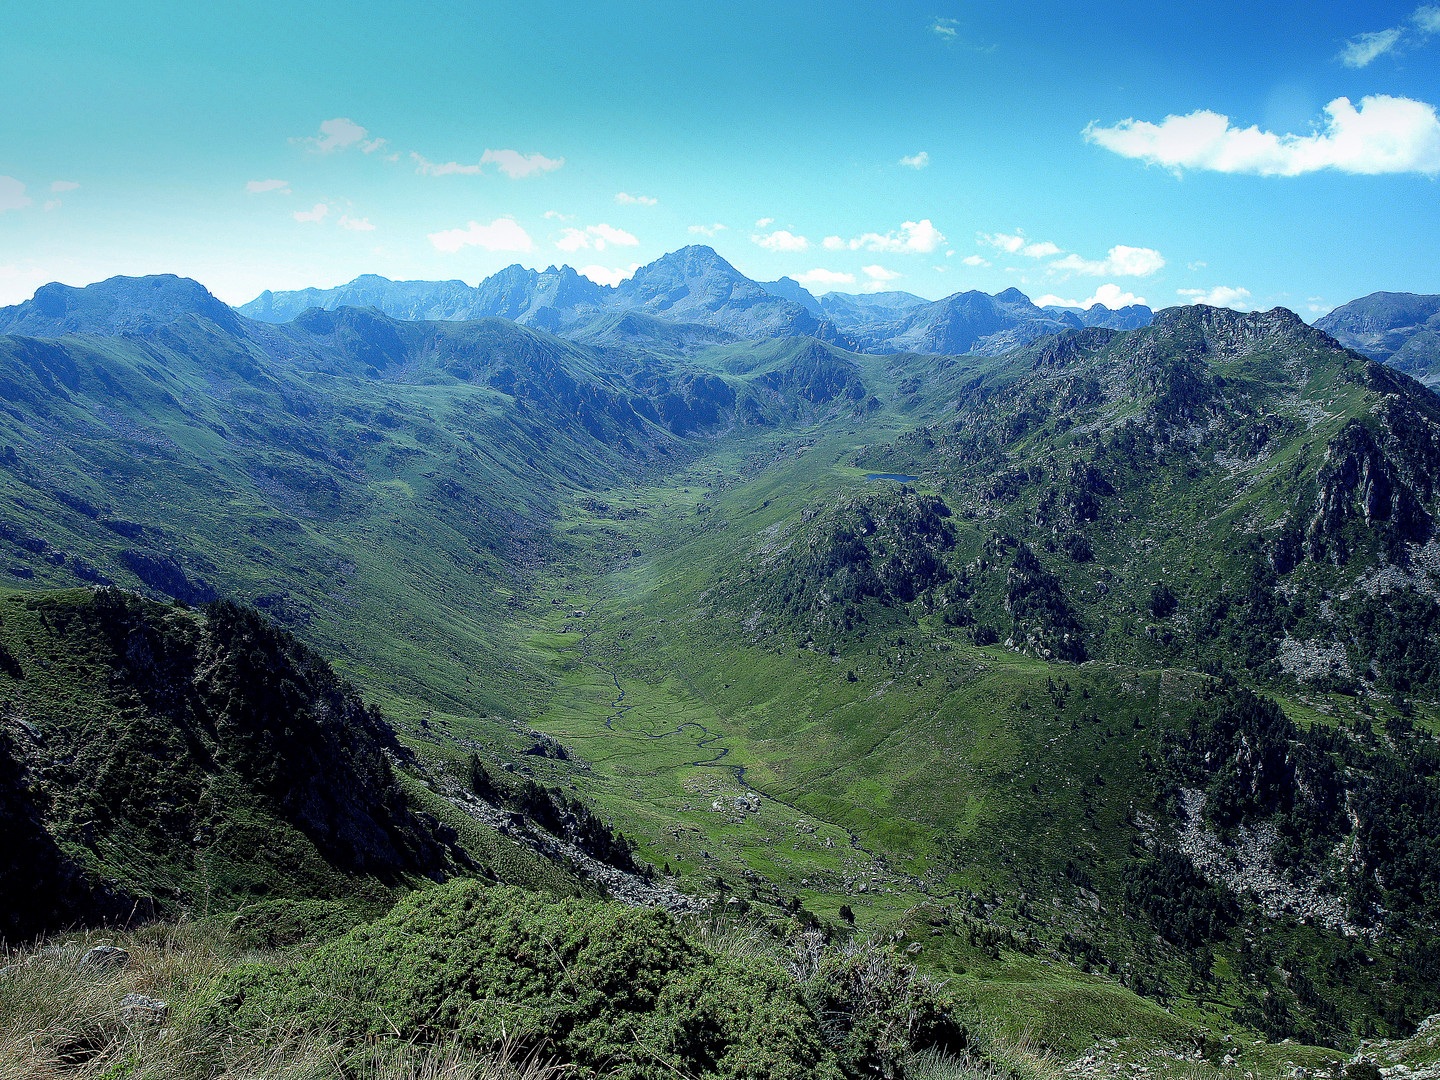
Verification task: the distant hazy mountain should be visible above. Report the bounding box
[1042,301,1155,331]
[859,287,1076,355]
[1315,291,1440,382]
[240,246,843,345]
[818,290,930,331]
[757,276,822,315]
[0,274,245,337]
[617,246,839,341]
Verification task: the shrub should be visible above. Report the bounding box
[206,878,843,1080]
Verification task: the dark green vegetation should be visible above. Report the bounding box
[4,269,1440,1078]
[209,878,964,1080]
[0,588,454,943]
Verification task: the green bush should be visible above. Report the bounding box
[206,878,844,1080]
[219,897,370,950]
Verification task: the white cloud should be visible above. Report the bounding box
[1187,260,1207,270]
[861,265,904,292]
[981,231,1026,254]
[688,223,727,237]
[411,152,482,176]
[339,214,375,231]
[50,180,79,193]
[0,177,32,213]
[980,231,1067,259]
[246,178,289,194]
[579,264,639,287]
[1035,283,1149,310]
[1177,285,1252,309]
[960,254,989,267]
[847,219,945,254]
[1340,27,1405,67]
[751,229,810,252]
[481,149,564,178]
[822,235,845,250]
[899,151,930,169]
[293,203,329,223]
[296,117,370,153]
[797,268,856,288]
[615,192,657,205]
[360,138,386,154]
[428,217,534,253]
[755,217,774,228]
[932,17,958,38]
[556,223,639,252]
[1051,244,1166,277]
[44,199,61,212]
[1085,94,1440,176]
[1339,6,1440,67]
[543,210,573,221]
[590,223,637,247]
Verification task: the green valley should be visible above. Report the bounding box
[3,269,1440,1080]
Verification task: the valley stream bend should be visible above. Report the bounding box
[574,619,882,864]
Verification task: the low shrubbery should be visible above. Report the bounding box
[204,879,965,1080]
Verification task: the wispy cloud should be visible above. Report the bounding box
[979,230,1164,277]
[979,231,1064,258]
[615,192,657,205]
[579,264,639,287]
[755,217,775,228]
[898,151,930,169]
[50,180,79,193]
[751,229,810,252]
[555,223,639,252]
[1052,245,1165,277]
[481,149,564,178]
[861,265,903,292]
[839,219,946,254]
[293,203,329,223]
[294,117,376,154]
[0,177,32,213]
[1340,27,1405,67]
[44,199,61,212]
[797,268,856,288]
[960,254,989,267]
[411,153,482,176]
[543,210,573,221]
[688,223,727,237]
[339,214,375,231]
[246,179,289,194]
[1035,282,1149,310]
[931,17,958,38]
[1085,95,1440,176]
[1177,285,1252,309]
[1339,5,1440,66]
[428,217,534,253]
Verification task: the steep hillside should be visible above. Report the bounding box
[1316,292,1440,383]
[0,589,457,942]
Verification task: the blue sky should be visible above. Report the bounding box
[3,1,1438,314]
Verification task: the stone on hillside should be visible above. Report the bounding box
[78,945,128,971]
[120,994,168,1024]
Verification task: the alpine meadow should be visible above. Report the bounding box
[4,3,1440,1079]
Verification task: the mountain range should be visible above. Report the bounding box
[4,253,1440,1076]
[234,245,1155,357]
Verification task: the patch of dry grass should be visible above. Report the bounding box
[0,924,570,1080]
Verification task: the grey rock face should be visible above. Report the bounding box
[120,993,168,1024]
